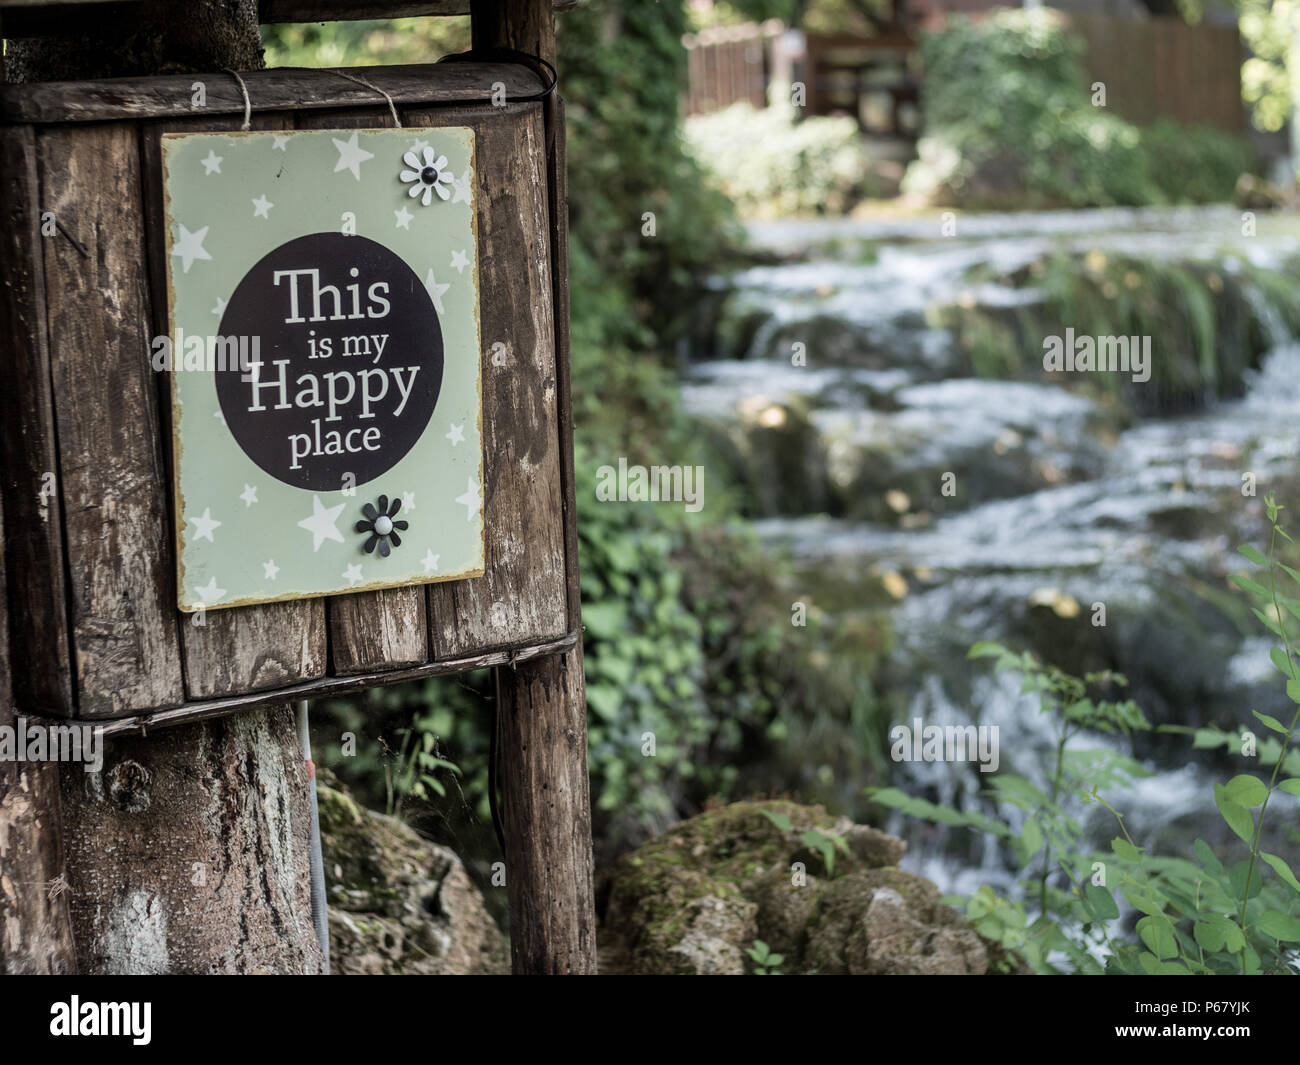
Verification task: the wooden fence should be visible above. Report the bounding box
[682,22,780,115]
[1069,14,1244,132]
[681,14,1245,134]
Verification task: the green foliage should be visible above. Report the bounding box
[871,496,1300,974]
[745,938,785,974]
[261,17,469,66]
[560,0,742,347]
[1140,119,1258,205]
[942,248,1300,413]
[1239,0,1292,134]
[905,9,1255,208]
[684,96,871,217]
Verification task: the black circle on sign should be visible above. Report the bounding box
[217,232,443,492]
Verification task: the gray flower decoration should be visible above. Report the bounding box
[355,495,408,557]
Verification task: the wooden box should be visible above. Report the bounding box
[0,62,580,731]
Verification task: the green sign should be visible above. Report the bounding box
[161,127,484,612]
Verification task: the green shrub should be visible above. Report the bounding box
[873,495,1300,974]
[685,95,870,217]
[1140,119,1258,205]
[904,8,1255,208]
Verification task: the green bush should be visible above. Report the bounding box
[684,95,870,217]
[904,8,1255,208]
[873,495,1300,974]
[1140,119,1258,205]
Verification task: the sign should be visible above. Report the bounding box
[160,128,484,611]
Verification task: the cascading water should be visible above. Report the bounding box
[685,205,1300,896]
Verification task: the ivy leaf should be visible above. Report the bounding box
[1260,852,1300,894]
[1084,884,1119,921]
[1214,784,1255,843]
[1137,915,1177,960]
[1238,544,1268,566]
[1111,837,1141,862]
[1257,911,1300,941]
[760,809,793,833]
[1277,779,1300,796]
[1231,573,1271,600]
[1223,774,1269,807]
[1252,709,1288,734]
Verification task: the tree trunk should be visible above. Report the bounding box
[472,0,598,976]
[4,5,323,975]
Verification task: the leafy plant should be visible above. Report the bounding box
[904,9,1255,208]
[871,494,1300,974]
[384,722,461,817]
[745,939,785,975]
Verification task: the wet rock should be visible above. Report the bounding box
[598,800,1015,974]
[318,779,508,975]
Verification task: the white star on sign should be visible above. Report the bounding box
[409,138,431,154]
[193,576,225,603]
[445,423,465,446]
[450,249,470,274]
[424,268,450,315]
[402,491,416,510]
[332,132,374,180]
[212,296,227,317]
[394,206,413,230]
[189,507,221,542]
[298,494,346,552]
[272,134,290,151]
[263,559,280,580]
[342,563,364,587]
[451,171,472,204]
[240,484,258,507]
[201,150,223,175]
[252,194,274,219]
[455,477,482,522]
[421,549,440,573]
[171,224,211,274]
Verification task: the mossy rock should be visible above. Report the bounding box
[317,776,508,975]
[598,800,1016,975]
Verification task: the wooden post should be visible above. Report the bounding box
[472,0,597,975]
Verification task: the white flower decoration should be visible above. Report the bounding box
[400,147,453,206]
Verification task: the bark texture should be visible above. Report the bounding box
[0,494,76,974]
[4,3,318,975]
[60,708,322,974]
[5,0,266,83]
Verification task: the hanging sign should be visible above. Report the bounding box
[160,127,484,611]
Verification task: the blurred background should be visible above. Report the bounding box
[270,0,1300,972]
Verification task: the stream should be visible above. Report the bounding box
[685,206,1300,898]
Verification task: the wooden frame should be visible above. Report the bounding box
[0,62,578,724]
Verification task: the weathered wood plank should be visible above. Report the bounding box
[404,101,569,657]
[0,1,578,37]
[66,630,578,738]
[37,121,185,718]
[0,123,74,717]
[0,481,78,974]
[1,63,541,124]
[138,112,328,699]
[472,0,595,977]
[293,106,431,675]
[546,96,582,631]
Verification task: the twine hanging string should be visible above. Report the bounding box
[219,51,557,132]
[223,67,404,130]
